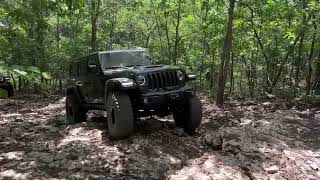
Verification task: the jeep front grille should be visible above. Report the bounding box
[145,71,179,90]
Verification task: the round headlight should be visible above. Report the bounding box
[0,77,3,82]
[137,75,146,85]
[177,70,184,81]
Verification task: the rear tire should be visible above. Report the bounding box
[106,92,134,139]
[7,84,14,97]
[66,93,86,124]
[173,96,202,134]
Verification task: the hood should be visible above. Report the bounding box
[102,64,180,77]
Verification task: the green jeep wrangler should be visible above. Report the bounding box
[66,50,202,139]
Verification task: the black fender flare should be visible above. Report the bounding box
[7,83,14,97]
[66,86,83,102]
[104,78,137,104]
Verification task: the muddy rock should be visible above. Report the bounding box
[173,128,185,137]
[14,117,23,122]
[269,174,285,180]
[0,169,31,180]
[167,154,182,169]
[254,119,271,127]
[167,175,197,180]
[204,132,222,150]
[239,118,253,127]
[262,102,272,108]
[2,95,320,179]
[250,172,269,180]
[315,111,320,120]
[308,161,319,171]
[264,165,279,174]
[19,108,33,114]
[221,128,258,155]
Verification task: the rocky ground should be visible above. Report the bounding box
[0,94,320,179]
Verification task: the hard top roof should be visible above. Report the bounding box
[73,49,146,61]
[99,49,146,54]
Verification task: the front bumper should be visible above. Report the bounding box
[140,86,195,108]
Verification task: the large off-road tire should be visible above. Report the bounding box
[173,96,202,134]
[66,93,86,124]
[106,91,134,139]
[7,84,14,97]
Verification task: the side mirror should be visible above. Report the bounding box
[88,64,98,74]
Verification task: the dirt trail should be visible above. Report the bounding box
[0,95,320,179]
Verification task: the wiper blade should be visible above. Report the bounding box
[126,64,144,67]
[105,66,128,69]
[105,65,145,69]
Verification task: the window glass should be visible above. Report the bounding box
[100,51,151,69]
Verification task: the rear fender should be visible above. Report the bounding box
[66,87,82,102]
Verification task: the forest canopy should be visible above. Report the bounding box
[0,0,320,103]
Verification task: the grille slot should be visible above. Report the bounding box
[144,71,179,90]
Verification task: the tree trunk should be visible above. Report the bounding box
[244,4,271,91]
[216,0,236,107]
[229,52,234,95]
[271,33,302,90]
[56,14,60,50]
[313,51,320,93]
[209,49,215,89]
[306,19,317,95]
[172,0,182,65]
[200,1,209,88]
[151,1,166,59]
[163,2,172,64]
[59,79,62,92]
[108,14,116,50]
[295,33,304,86]
[239,73,243,95]
[91,0,101,52]
[294,0,306,87]
[18,76,22,91]
[10,73,16,90]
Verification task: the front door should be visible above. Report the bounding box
[86,54,104,103]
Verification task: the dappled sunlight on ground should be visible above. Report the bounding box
[0,169,30,179]
[57,127,104,147]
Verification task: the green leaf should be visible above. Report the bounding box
[26,66,41,74]
[13,69,28,76]
[42,72,52,80]
[0,88,8,98]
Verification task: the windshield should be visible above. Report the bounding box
[100,51,152,69]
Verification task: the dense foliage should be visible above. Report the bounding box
[0,0,319,102]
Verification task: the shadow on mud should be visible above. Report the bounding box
[0,95,206,179]
[2,95,320,179]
